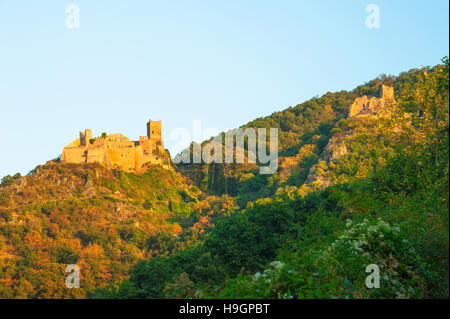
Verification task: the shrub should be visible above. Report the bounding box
[0,190,11,206]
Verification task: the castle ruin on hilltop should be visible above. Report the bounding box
[60,120,166,172]
[349,84,395,117]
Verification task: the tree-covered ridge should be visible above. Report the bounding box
[177,64,444,208]
[176,91,353,205]
[102,58,448,299]
[0,162,238,298]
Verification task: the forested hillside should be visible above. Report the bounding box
[177,67,438,207]
[0,162,238,298]
[0,59,447,299]
[99,58,448,299]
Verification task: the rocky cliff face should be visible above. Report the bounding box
[304,138,348,186]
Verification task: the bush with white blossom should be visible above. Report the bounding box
[212,218,426,299]
[326,218,425,298]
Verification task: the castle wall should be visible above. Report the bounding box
[107,147,136,171]
[139,137,152,154]
[61,147,87,164]
[134,146,145,169]
[86,146,109,166]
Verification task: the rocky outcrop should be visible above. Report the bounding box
[304,138,347,186]
[82,178,97,197]
[323,140,348,162]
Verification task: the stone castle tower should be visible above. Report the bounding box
[381,85,394,100]
[79,129,92,146]
[349,84,395,117]
[147,120,164,150]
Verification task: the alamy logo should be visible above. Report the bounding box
[365,264,380,289]
[65,264,80,288]
[172,124,279,175]
[365,4,380,29]
[65,4,80,29]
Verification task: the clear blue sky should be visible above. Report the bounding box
[0,0,448,178]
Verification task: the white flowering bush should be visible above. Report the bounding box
[213,218,426,299]
[325,218,425,298]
